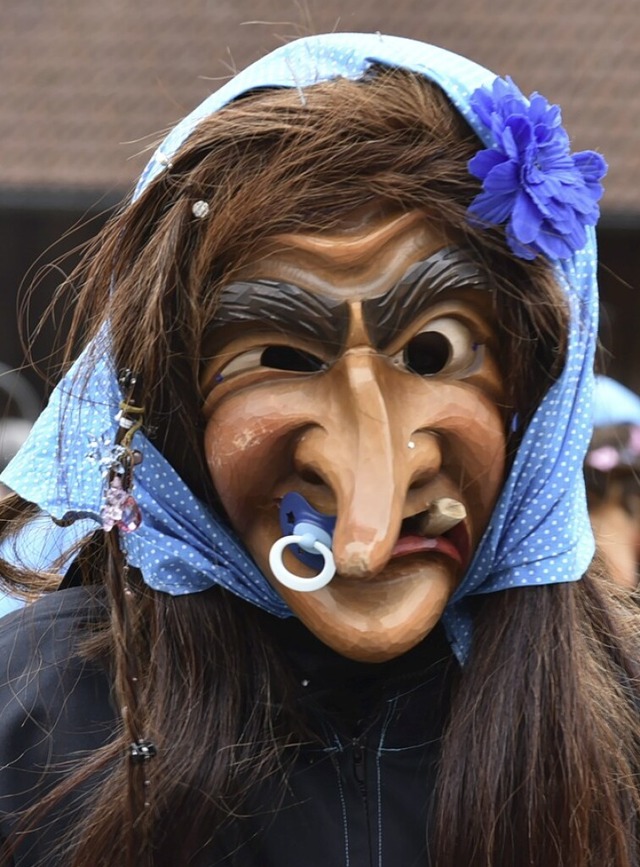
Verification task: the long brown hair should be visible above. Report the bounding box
[1,67,639,866]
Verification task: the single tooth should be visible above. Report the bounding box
[418,497,466,536]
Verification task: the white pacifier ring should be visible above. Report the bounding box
[269,533,336,592]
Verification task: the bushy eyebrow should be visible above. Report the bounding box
[362,246,492,348]
[210,278,350,350]
[209,246,489,354]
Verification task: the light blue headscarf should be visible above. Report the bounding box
[0,34,598,662]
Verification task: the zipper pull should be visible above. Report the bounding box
[352,738,365,785]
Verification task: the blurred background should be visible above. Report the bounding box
[0,0,638,430]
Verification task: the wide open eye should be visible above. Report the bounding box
[216,345,326,380]
[399,317,483,378]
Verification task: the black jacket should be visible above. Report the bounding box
[0,587,456,866]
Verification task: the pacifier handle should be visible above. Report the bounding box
[269,522,336,592]
[269,533,336,593]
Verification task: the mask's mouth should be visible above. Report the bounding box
[392,498,469,568]
[271,493,470,594]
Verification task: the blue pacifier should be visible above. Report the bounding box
[268,492,337,592]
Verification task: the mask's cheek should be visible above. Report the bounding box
[203,384,317,533]
[390,377,508,548]
[439,405,507,538]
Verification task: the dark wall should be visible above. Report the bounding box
[0,200,113,414]
[597,223,640,392]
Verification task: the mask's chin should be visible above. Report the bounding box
[256,539,462,662]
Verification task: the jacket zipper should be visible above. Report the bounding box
[352,737,366,795]
[351,736,376,866]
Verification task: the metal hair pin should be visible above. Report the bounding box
[192,200,210,218]
[129,739,157,764]
[156,151,174,170]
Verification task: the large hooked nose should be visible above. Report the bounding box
[294,350,441,578]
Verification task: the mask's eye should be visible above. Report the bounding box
[398,317,483,378]
[260,346,325,372]
[216,345,326,381]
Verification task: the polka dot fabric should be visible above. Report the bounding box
[0,34,599,663]
[0,330,289,616]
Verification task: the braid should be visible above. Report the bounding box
[105,533,155,867]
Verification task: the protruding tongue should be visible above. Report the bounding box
[392,533,463,564]
[391,497,467,565]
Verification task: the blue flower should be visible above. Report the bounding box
[467,77,607,261]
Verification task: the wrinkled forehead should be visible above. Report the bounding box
[204,207,494,353]
[232,208,452,299]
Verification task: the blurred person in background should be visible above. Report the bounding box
[586,374,640,589]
